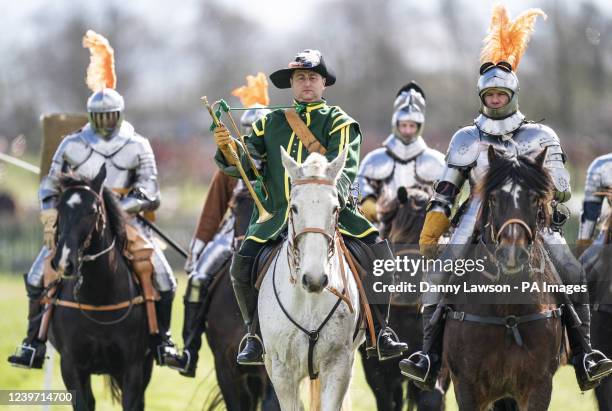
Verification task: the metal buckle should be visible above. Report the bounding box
[505,315,518,329]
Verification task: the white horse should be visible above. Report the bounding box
[258,146,364,410]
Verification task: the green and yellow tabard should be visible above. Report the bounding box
[215,100,377,243]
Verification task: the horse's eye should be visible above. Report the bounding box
[291,204,298,214]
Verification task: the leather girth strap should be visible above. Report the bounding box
[284,109,327,155]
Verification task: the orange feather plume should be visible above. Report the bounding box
[231,72,270,107]
[82,30,116,91]
[480,4,547,71]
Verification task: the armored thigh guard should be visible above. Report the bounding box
[127,218,176,292]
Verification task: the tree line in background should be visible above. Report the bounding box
[0,0,611,179]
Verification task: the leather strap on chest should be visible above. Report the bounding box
[285,109,327,155]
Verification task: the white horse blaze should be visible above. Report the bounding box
[58,244,71,270]
[501,180,521,208]
[66,193,82,208]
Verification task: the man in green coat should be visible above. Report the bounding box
[214,49,408,365]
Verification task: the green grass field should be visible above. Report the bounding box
[0,274,600,410]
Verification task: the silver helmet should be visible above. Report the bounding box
[477,62,519,119]
[240,103,271,135]
[87,88,125,138]
[391,82,426,141]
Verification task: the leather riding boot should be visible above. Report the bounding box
[368,303,408,361]
[164,276,213,377]
[568,304,612,391]
[8,275,47,369]
[365,240,408,361]
[231,254,264,365]
[399,304,444,391]
[153,290,176,366]
[164,301,204,377]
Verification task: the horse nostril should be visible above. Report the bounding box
[321,275,329,288]
[517,247,530,266]
[302,275,309,288]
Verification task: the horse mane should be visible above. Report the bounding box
[476,153,553,201]
[59,174,127,251]
[476,151,554,233]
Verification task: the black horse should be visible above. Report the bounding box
[201,189,279,410]
[49,166,153,411]
[584,210,612,410]
[360,187,447,411]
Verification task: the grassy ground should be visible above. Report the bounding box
[0,274,600,410]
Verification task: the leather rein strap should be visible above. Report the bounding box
[42,294,147,311]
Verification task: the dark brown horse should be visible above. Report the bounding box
[444,147,563,411]
[204,189,280,410]
[49,166,153,411]
[360,187,448,411]
[584,210,612,410]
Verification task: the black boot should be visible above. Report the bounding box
[567,304,612,391]
[153,290,176,366]
[367,303,408,361]
[399,304,444,391]
[364,240,408,361]
[231,254,264,365]
[164,276,211,377]
[8,275,47,369]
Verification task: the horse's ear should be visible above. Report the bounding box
[535,147,548,168]
[327,147,348,182]
[487,145,499,165]
[280,146,299,180]
[92,164,107,192]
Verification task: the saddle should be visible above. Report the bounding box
[253,239,284,290]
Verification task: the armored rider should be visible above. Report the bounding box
[358,82,444,229]
[213,49,408,365]
[8,31,177,369]
[398,6,612,392]
[576,153,612,260]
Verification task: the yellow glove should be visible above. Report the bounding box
[40,209,58,250]
[419,211,451,258]
[360,197,378,222]
[214,125,237,165]
[576,238,593,258]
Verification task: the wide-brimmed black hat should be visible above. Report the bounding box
[269,49,336,89]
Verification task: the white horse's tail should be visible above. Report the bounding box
[307,378,352,411]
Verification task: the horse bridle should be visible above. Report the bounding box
[287,178,339,278]
[489,217,534,245]
[56,185,136,326]
[58,185,114,277]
